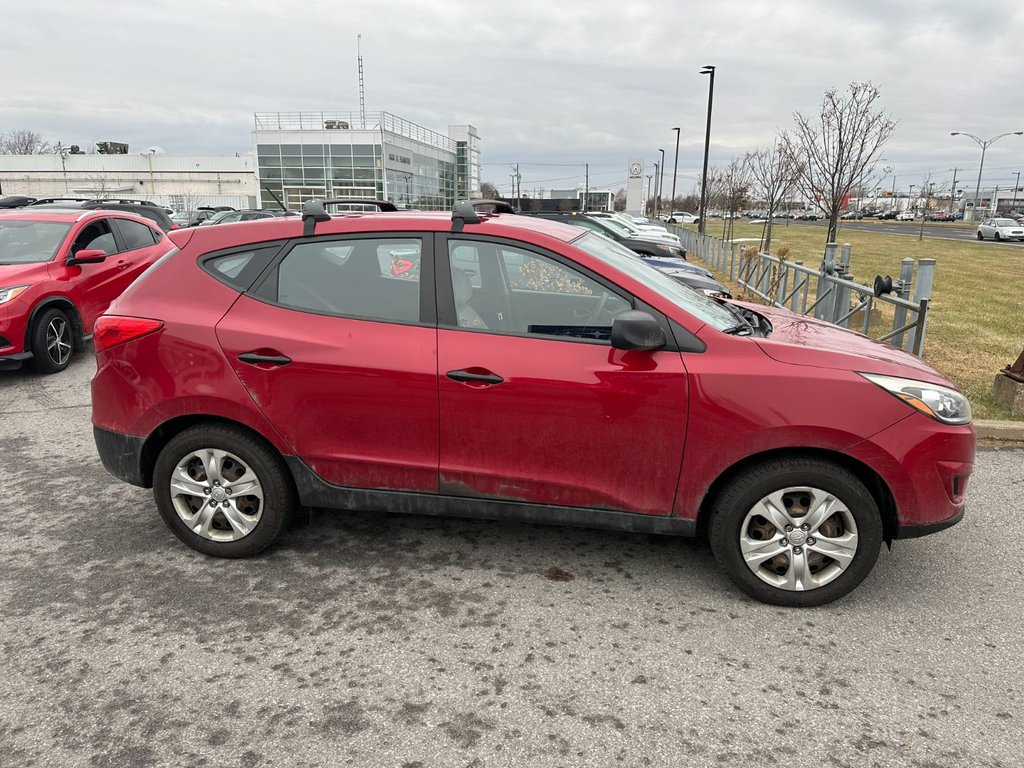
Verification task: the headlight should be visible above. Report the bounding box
[0,285,30,305]
[859,373,972,425]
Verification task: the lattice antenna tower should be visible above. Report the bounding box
[357,34,366,129]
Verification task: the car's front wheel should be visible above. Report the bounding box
[153,424,296,557]
[994,232,1001,241]
[30,307,74,374]
[709,457,882,606]
[977,231,984,240]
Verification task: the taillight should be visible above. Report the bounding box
[93,316,163,352]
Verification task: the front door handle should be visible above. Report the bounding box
[116,259,129,270]
[446,369,504,385]
[238,352,292,366]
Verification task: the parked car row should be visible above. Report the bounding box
[83,196,975,607]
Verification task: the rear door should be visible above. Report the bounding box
[436,235,689,515]
[215,234,439,492]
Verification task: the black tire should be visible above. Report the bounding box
[709,457,883,607]
[977,231,983,240]
[994,232,1001,241]
[152,424,296,557]
[29,307,74,374]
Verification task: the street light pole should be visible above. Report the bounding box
[950,130,1023,221]
[670,127,680,217]
[698,65,715,234]
[652,162,660,216]
[645,174,653,216]
[657,148,665,217]
[1012,170,1021,214]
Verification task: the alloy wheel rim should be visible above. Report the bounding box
[170,448,264,541]
[739,486,859,591]
[46,317,72,366]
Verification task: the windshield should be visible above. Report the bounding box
[0,221,72,264]
[572,231,738,331]
[994,219,1018,227]
[596,217,637,237]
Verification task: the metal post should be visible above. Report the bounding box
[832,243,853,324]
[891,257,915,350]
[729,242,736,281]
[670,127,681,217]
[907,258,936,355]
[657,149,665,217]
[815,243,838,320]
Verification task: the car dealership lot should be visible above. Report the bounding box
[1,356,1022,767]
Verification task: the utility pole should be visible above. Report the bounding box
[658,148,666,218]
[698,65,716,234]
[645,175,653,216]
[653,162,660,217]
[1012,171,1021,214]
[584,162,589,212]
[949,167,958,214]
[670,127,681,216]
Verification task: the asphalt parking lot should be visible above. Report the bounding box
[2,354,1022,767]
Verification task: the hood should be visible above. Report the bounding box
[0,260,51,286]
[636,255,711,276]
[742,301,955,386]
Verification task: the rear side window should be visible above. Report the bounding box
[201,246,281,291]
[259,238,422,324]
[113,218,158,250]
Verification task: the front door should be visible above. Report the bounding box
[436,236,689,515]
[215,234,439,492]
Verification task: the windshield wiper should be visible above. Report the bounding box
[722,322,754,336]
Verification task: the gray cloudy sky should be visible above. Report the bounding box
[3,0,1022,197]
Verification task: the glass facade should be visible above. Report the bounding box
[253,113,476,212]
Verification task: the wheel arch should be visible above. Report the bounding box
[139,414,295,492]
[25,297,85,352]
[695,447,898,545]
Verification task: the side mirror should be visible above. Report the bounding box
[67,248,108,265]
[611,310,666,351]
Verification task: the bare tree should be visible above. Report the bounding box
[784,82,897,246]
[716,156,753,241]
[479,181,499,200]
[613,188,626,211]
[749,141,802,253]
[0,129,53,155]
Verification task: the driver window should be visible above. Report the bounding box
[448,240,631,342]
[72,219,117,255]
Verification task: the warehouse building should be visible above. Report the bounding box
[0,152,257,211]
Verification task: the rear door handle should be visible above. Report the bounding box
[116,259,129,270]
[446,369,504,385]
[238,352,292,366]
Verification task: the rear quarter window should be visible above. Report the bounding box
[200,245,283,291]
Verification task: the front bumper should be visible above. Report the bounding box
[895,508,964,539]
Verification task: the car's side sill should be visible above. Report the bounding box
[284,456,696,537]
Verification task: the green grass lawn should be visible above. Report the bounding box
[675,220,1022,420]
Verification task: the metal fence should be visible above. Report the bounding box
[670,227,934,357]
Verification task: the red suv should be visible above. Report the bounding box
[90,202,975,606]
[0,209,172,373]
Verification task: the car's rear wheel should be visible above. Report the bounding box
[153,424,296,557]
[30,307,74,374]
[709,457,882,606]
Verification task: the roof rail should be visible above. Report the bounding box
[301,200,331,236]
[451,200,482,233]
[321,198,399,212]
[27,197,91,206]
[468,199,516,214]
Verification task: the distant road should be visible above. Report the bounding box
[786,218,1024,246]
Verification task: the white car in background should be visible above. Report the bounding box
[976,217,1024,241]
[587,212,683,247]
[896,211,915,222]
[664,211,699,224]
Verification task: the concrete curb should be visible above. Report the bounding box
[975,419,1024,441]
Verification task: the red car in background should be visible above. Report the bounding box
[90,201,975,606]
[0,209,172,373]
